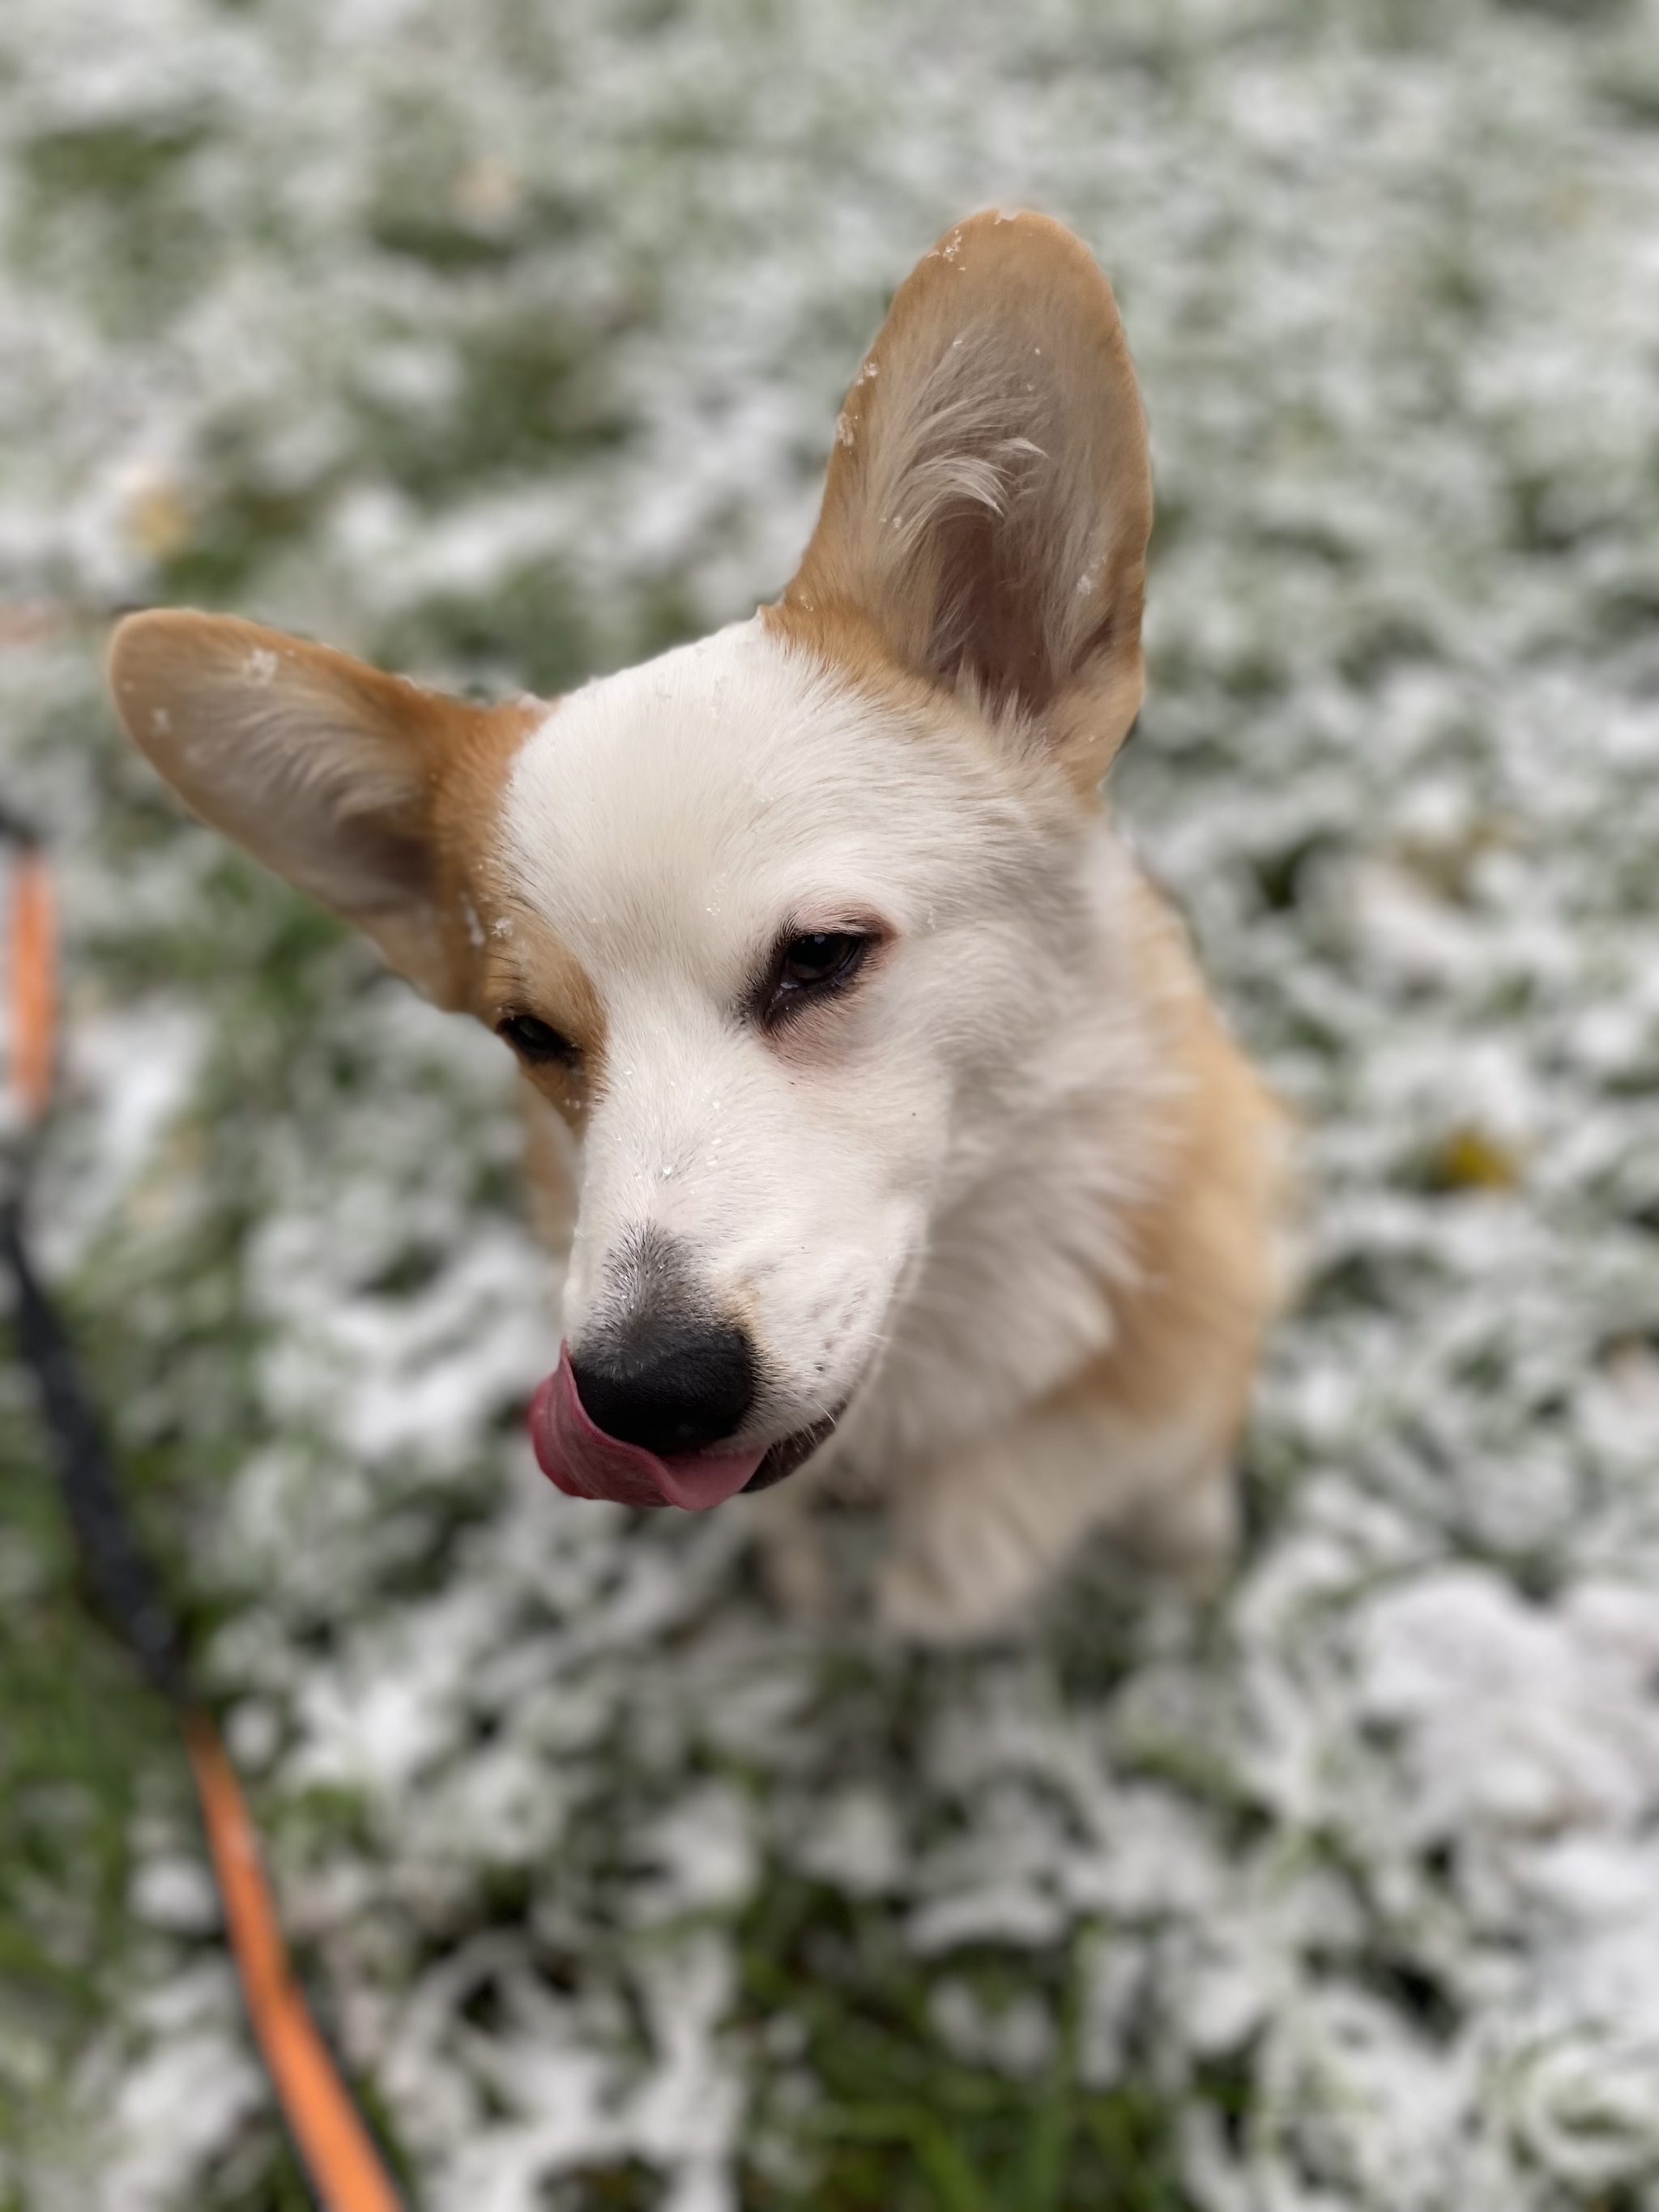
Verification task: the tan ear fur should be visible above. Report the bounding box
[777,211,1153,791]
[107,610,533,1004]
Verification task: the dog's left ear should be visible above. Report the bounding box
[108,610,532,1005]
[778,211,1153,791]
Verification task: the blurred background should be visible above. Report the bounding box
[5,2,1659,2206]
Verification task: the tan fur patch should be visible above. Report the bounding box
[1061,872,1289,1455]
[468,896,609,1129]
[424,703,611,1123]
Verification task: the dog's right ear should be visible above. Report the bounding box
[107,611,531,1005]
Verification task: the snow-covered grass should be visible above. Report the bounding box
[5,2,1659,2206]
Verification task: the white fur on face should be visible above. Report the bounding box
[498,616,1162,1451]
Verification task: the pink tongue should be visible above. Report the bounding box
[527,1345,766,1511]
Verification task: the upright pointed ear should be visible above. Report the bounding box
[107,611,532,1006]
[778,211,1153,791]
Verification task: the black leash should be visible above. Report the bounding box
[0,1196,186,1697]
[0,813,405,2212]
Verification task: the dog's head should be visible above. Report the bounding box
[108,211,1152,1510]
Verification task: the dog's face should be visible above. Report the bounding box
[108,211,1153,1509]
[490,619,1101,1492]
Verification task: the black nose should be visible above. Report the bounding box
[568,1318,756,1456]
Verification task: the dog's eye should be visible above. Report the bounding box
[497,1013,578,1067]
[782,933,865,987]
[762,931,872,1025]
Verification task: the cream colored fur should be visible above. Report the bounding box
[106,211,1288,1640]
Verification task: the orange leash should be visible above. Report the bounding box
[185,1718,404,2212]
[7,847,54,1124]
[1,826,407,2212]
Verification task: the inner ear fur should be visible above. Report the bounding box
[107,609,529,1004]
[778,211,1153,789]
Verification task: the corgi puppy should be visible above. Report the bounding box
[108,212,1286,1638]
